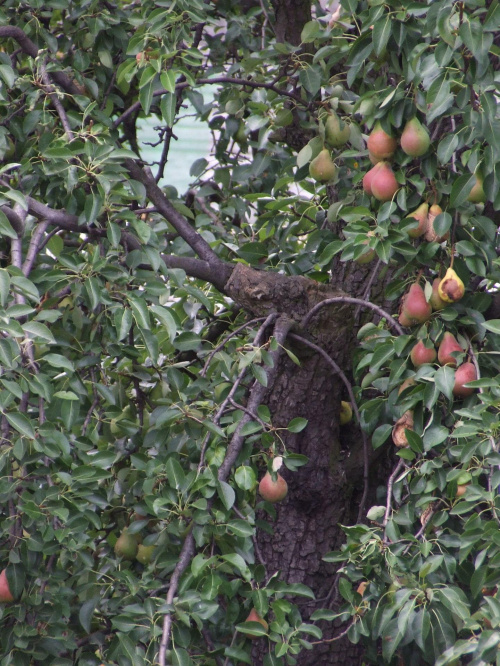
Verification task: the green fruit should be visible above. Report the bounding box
[309,149,336,182]
[114,530,138,560]
[400,117,430,157]
[136,544,155,564]
[467,173,486,203]
[324,111,350,148]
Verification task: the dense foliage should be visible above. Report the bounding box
[0,0,499,664]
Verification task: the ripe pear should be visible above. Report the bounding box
[340,401,353,425]
[245,608,268,636]
[456,483,469,497]
[410,340,436,367]
[0,569,14,603]
[258,471,288,503]
[309,149,336,182]
[438,267,465,303]
[430,278,447,311]
[367,122,397,160]
[400,118,430,157]
[399,283,432,326]
[406,202,428,238]
[114,529,138,560]
[424,204,449,242]
[453,362,477,397]
[370,162,399,201]
[362,162,382,195]
[356,581,368,596]
[324,111,350,148]
[392,410,414,447]
[437,332,463,367]
[468,173,486,204]
[398,377,416,395]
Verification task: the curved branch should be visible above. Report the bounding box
[302,296,404,335]
[125,160,228,272]
[289,333,371,522]
[0,26,83,97]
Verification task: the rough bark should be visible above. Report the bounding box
[224,264,367,664]
[271,0,312,45]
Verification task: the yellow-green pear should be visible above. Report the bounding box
[468,173,486,203]
[340,401,353,425]
[309,149,336,182]
[324,112,350,148]
[400,118,430,157]
[438,267,464,303]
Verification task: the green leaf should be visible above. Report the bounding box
[235,465,257,491]
[42,354,75,373]
[79,597,99,634]
[482,320,500,334]
[5,412,36,439]
[5,564,25,599]
[301,20,321,43]
[22,321,56,343]
[165,457,185,490]
[217,480,235,510]
[287,417,308,433]
[372,17,392,57]
[450,173,476,208]
[0,210,18,239]
[128,294,150,329]
[0,268,10,306]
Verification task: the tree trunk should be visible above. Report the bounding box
[225,265,367,664]
[271,0,312,45]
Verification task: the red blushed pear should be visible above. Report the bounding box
[0,569,14,603]
[370,162,399,202]
[430,278,447,311]
[438,267,465,303]
[410,340,436,367]
[406,202,428,239]
[367,122,397,160]
[259,471,288,503]
[400,117,430,157]
[399,283,432,326]
[244,608,268,637]
[437,332,463,367]
[453,362,477,397]
[362,162,383,196]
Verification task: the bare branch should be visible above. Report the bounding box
[383,460,405,529]
[22,220,49,276]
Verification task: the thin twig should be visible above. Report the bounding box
[310,620,355,644]
[201,317,267,376]
[302,296,404,335]
[383,460,405,529]
[39,60,75,142]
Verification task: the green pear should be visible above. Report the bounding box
[468,173,486,203]
[309,149,336,182]
[400,118,430,157]
[324,112,350,148]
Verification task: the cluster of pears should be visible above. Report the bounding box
[362,118,430,202]
[309,110,350,183]
[398,268,465,327]
[114,525,156,565]
[410,331,477,397]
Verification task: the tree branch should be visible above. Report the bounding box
[0,26,83,97]
[302,296,404,335]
